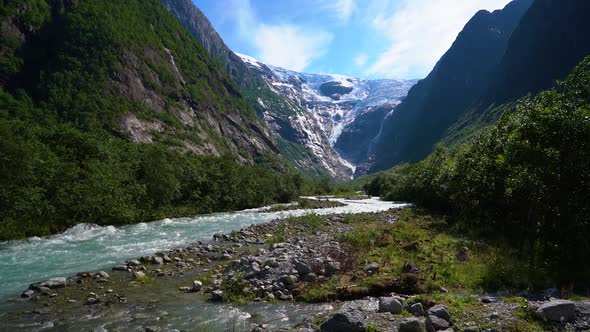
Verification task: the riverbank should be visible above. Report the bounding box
[3,207,590,331]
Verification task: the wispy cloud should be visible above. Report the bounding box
[231,0,333,72]
[254,24,333,71]
[354,54,368,67]
[365,0,512,78]
[333,0,355,22]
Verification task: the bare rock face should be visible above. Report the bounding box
[319,81,354,100]
[536,300,576,322]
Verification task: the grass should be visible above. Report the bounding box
[267,214,327,244]
[300,208,545,303]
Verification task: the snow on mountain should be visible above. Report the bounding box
[237,53,417,178]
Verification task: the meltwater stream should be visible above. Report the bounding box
[0,197,406,331]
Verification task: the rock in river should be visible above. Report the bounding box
[30,277,67,290]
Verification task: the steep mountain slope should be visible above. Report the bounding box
[159,0,338,178]
[0,0,307,239]
[160,0,416,180]
[237,54,417,179]
[363,0,533,174]
[485,0,590,104]
[1,0,278,164]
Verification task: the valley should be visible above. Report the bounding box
[237,53,417,179]
[1,0,590,331]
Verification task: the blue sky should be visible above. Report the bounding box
[196,0,513,79]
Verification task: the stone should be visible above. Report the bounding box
[302,273,318,282]
[178,286,191,292]
[192,280,203,292]
[311,258,324,273]
[379,297,403,314]
[145,327,161,332]
[128,259,141,266]
[133,271,146,279]
[280,275,299,285]
[481,296,498,303]
[97,271,110,279]
[21,290,35,298]
[152,256,164,265]
[365,262,379,276]
[222,253,233,260]
[402,262,420,274]
[30,277,67,290]
[320,309,367,332]
[295,262,312,275]
[426,315,450,331]
[211,290,224,301]
[86,297,99,305]
[112,265,128,271]
[399,318,427,332]
[536,300,576,322]
[38,286,52,295]
[410,303,424,316]
[428,305,451,321]
[489,312,499,319]
[325,261,341,275]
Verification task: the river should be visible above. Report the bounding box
[0,197,407,331]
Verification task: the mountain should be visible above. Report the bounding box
[159,0,338,178]
[236,54,417,179]
[362,0,534,174]
[485,0,590,104]
[0,0,310,239]
[1,0,279,164]
[159,0,416,180]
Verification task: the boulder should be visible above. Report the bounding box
[295,262,312,275]
[428,305,451,321]
[127,259,141,266]
[192,280,203,292]
[132,271,146,279]
[280,275,299,285]
[320,309,367,332]
[399,318,427,332]
[211,290,224,301]
[325,261,341,275]
[379,297,403,314]
[96,271,109,279]
[21,290,35,298]
[152,256,164,265]
[410,303,424,316]
[365,262,379,276]
[402,262,420,274]
[426,315,450,331]
[536,300,576,322]
[30,277,67,290]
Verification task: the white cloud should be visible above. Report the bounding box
[354,54,368,67]
[365,0,513,78]
[255,25,333,71]
[231,0,333,72]
[334,0,355,22]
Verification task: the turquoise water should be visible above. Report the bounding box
[0,197,405,299]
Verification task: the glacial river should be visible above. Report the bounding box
[0,197,407,331]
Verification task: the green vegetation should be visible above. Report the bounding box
[365,57,590,288]
[300,209,539,302]
[0,0,317,240]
